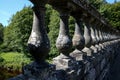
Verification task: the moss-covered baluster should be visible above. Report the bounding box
[53,11,72,70]
[28,0,50,65]
[82,16,92,56]
[70,17,85,60]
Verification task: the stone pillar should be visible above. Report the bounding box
[95,26,100,44]
[84,20,92,48]
[97,24,104,51]
[94,24,101,52]
[72,18,85,51]
[53,11,72,70]
[99,26,104,43]
[70,17,85,60]
[98,25,105,50]
[56,12,72,55]
[14,0,61,80]
[90,20,98,54]
[90,25,97,46]
[82,16,92,56]
[28,0,50,65]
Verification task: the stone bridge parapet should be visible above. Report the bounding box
[9,0,120,80]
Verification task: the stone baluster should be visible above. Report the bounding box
[95,23,104,50]
[90,21,99,54]
[19,0,58,79]
[90,20,98,52]
[102,30,109,51]
[109,31,113,41]
[82,16,93,56]
[92,23,103,52]
[28,0,50,65]
[94,23,101,52]
[95,26,100,44]
[100,26,104,43]
[70,16,85,60]
[98,25,109,54]
[98,26,103,43]
[97,24,104,51]
[107,32,110,41]
[56,12,72,56]
[107,30,111,41]
[103,32,106,42]
[53,11,72,70]
[104,29,108,42]
[101,30,105,43]
[73,18,85,51]
[104,33,108,42]
[107,28,111,41]
[90,25,97,46]
[98,26,105,50]
[84,20,92,48]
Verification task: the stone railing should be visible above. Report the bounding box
[9,0,120,80]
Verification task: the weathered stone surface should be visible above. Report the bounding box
[85,68,96,80]
[9,62,68,80]
[53,53,74,70]
[70,49,85,61]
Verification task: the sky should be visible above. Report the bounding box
[0,0,120,26]
[0,0,32,26]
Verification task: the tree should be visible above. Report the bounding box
[3,6,33,52]
[89,0,120,30]
[89,0,107,10]
[103,2,120,30]
[48,9,60,58]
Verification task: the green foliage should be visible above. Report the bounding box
[0,52,31,70]
[2,6,33,52]
[0,52,31,80]
[69,16,75,38]
[89,0,107,10]
[89,0,120,30]
[0,56,4,62]
[48,9,60,58]
[104,2,120,30]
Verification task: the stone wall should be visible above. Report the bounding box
[9,39,120,80]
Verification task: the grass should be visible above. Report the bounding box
[0,52,32,71]
[0,52,53,79]
[0,52,32,80]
